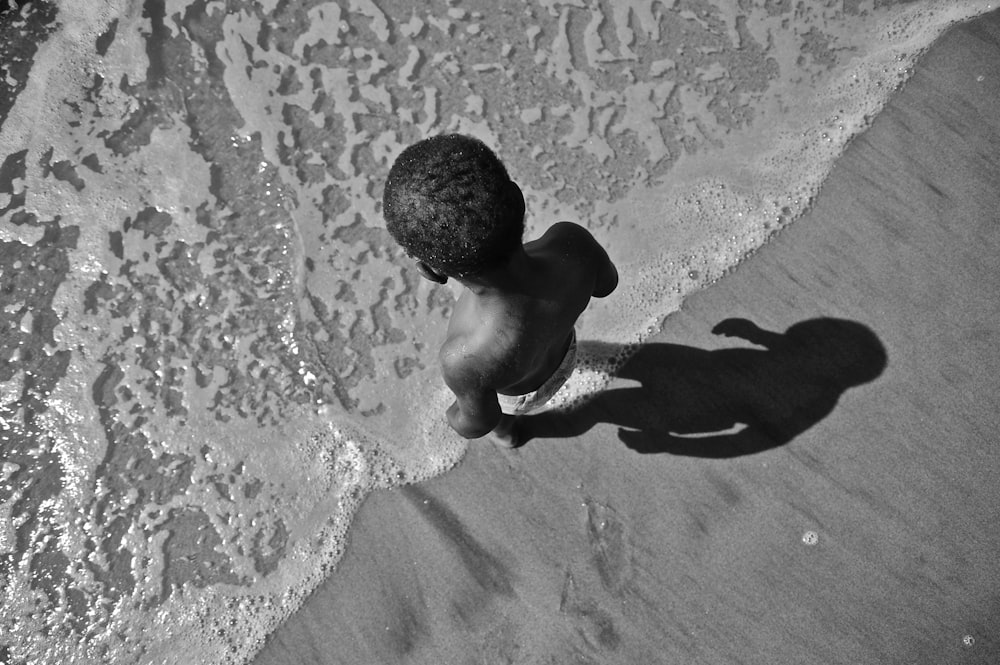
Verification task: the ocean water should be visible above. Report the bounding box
[0,0,993,662]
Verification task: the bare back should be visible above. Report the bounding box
[439,222,617,437]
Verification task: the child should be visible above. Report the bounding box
[383,134,618,447]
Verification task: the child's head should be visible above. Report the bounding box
[383,134,525,279]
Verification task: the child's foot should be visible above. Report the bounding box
[489,428,519,448]
[489,415,520,448]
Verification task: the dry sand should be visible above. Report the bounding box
[255,12,1000,665]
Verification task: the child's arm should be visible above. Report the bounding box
[441,358,503,439]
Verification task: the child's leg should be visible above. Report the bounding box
[489,414,519,448]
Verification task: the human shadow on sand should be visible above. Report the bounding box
[519,318,887,458]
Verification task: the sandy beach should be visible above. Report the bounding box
[255,11,1000,665]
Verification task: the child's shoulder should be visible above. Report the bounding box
[542,220,593,239]
[536,221,602,253]
[535,221,618,298]
[438,322,503,390]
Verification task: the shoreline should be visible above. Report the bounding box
[1,4,997,663]
[255,10,1000,665]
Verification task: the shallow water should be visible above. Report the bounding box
[0,0,993,662]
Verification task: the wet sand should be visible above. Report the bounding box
[255,12,1000,665]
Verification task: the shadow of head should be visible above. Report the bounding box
[775,318,887,387]
[521,317,887,458]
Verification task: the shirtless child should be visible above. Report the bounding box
[382,134,618,447]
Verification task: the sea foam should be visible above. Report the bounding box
[0,0,993,662]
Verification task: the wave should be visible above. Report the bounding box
[0,0,992,662]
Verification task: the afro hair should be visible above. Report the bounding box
[382,134,525,277]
